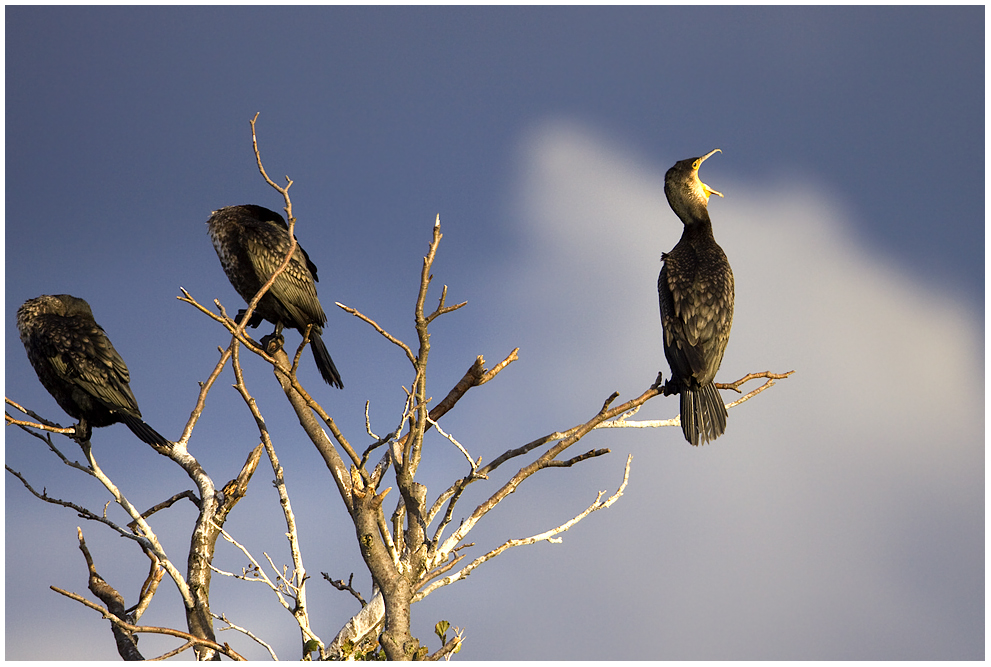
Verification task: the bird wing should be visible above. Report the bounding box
[659,248,734,384]
[243,220,327,328]
[38,315,143,417]
[237,205,321,280]
[659,262,705,379]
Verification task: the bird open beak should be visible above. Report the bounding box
[698,148,723,198]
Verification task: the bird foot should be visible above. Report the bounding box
[260,332,285,355]
[651,371,665,391]
[658,375,679,396]
[72,419,93,445]
[73,419,93,442]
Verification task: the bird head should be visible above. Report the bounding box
[664,149,723,223]
[19,294,86,319]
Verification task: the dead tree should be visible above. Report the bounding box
[5,115,793,660]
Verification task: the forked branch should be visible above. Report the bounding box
[416,454,633,601]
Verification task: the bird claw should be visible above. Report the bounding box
[260,332,285,355]
[652,371,678,396]
[73,419,92,443]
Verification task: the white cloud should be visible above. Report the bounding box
[460,119,982,659]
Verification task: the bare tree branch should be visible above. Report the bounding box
[50,585,246,660]
[336,301,417,365]
[427,416,480,473]
[131,490,199,526]
[322,571,367,607]
[426,629,464,661]
[13,382,232,659]
[131,550,164,624]
[595,370,795,429]
[176,113,302,449]
[214,612,279,660]
[5,419,94,474]
[4,397,85,443]
[716,370,795,392]
[250,111,293,218]
[5,413,76,436]
[433,385,659,563]
[416,454,633,602]
[230,341,323,652]
[75,440,194,610]
[5,465,136,537]
[149,640,198,661]
[76,527,143,660]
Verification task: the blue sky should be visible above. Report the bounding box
[5,6,983,660]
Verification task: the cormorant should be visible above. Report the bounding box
[658,149,734,446]
[206,204,343,389]
[16,294,171,449]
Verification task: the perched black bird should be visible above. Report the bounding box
[206,204,343,389]
[16,294,171,449]
[658,149,734,446]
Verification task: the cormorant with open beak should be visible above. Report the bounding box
[658,149,734,446]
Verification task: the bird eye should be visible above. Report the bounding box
[693,159,701,170]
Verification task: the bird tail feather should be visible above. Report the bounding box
[119,413,173,452]
[680,382,727,446]
[311,332,344,389]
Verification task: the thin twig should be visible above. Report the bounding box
[336,301,417,365]
[214,612,279,660]
[131,552,164,623]
[545,448,611,467]
[8,422,93,474]
[322,572,367,607]
[4,412,76,435]
[250,111,293,216]
[426,630,464,661]
[291,325,312,377]
[5,397,75,432]
[595,370,794,428]
[416,454,633,602]
[427,416,478,472]
[212,524,293,602]
[150,640,197,661]
[715,370,795,393]
[365,401,379,439]
[130,490,199,527]
[5,465,135,534]
[433,384,658,563]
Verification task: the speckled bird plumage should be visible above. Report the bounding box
[206,204,343,388]
[658,150,734,446]
[16,294,171,448]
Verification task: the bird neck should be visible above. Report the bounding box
[679,210,714,240]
